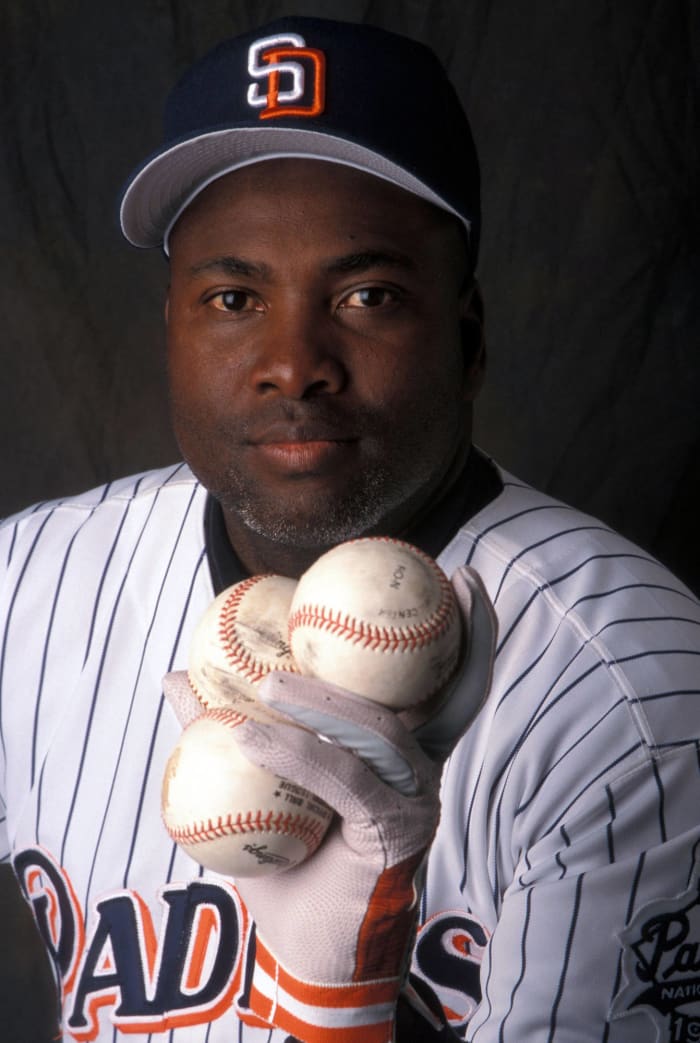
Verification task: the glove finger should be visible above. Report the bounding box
[411,566,497,761]
[257,672,435,796]
[162,670,205,728]
[233,719,441,863]
[236,696,438,834]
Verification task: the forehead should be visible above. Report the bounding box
[167,157,466,267]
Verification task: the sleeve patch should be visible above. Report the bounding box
[611,857,700,1041]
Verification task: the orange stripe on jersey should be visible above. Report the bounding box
[69,991,121,1043]
[132,890,158,979]
[26,867,60,945]
[184,904,220,991]
[21,846,86,996]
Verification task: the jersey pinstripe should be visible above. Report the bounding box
[418,474,700,1041]
[1,462,699,1041]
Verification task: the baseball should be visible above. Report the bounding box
[188,574,299,720]
[288,537,463,709]
[162,708,333,877]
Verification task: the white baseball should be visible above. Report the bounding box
[188,574,299,720]
[288,537,463,709]
[161,708,333,877]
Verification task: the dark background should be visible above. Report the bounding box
[1,1,698,1038]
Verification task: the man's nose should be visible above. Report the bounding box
[249,303,347,399]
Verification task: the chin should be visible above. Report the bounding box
[211,457,437,550]
[223,481,395,549]
[236,505,377,550]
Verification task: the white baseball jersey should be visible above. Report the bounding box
[1,460,699,1042]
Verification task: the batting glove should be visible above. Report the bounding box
[226,565,497,1043]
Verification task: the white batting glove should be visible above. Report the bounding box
[226,566,497,1043]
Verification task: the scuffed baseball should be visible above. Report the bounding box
[162,708,333,877]
[288,537,463,709]
[188,574,299,719]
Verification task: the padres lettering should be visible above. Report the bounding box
[247,33,325,119]
[14,847,252,1040]
[412,911,489,1033]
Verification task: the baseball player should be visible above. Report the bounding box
[2,15,700,1043]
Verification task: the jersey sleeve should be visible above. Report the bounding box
[467,743,700,1042]
[421,528,700,1042]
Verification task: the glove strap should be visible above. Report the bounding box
[241,934,401,1043]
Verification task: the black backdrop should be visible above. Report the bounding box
[2,1,699,593]
[1,1,699,1036]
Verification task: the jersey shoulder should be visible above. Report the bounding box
[439,461,700,754]
[0,463,201,571]
[441,462,697,603]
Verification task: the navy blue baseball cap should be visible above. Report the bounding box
[120,16,481,266]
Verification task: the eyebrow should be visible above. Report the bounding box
[188,250,418,280]
[325,250,418,275]
[188,256,271,279]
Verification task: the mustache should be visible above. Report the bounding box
[240,399,382,441]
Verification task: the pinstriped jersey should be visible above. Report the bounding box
[1,462,699,1041]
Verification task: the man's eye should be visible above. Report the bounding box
[210,290,257,312]
[340,287,396,309]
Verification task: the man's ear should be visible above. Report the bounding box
[459,280,486,401]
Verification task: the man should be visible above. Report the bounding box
[2,15,700,1043]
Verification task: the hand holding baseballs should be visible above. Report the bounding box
[226,563,497,999]
[161,538,492,878]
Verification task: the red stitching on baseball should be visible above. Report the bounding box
[288,536,457,654]
[201,706,248,729]
[216,576,299,685]
[166,810,326,854]
[289,588,456,653]
[287,604,456,652]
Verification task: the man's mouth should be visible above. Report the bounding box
[255,439,352,470]
[248,424,357,473]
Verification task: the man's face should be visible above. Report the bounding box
[166,159,482,555]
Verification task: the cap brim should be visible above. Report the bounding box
[119,126,471,250]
